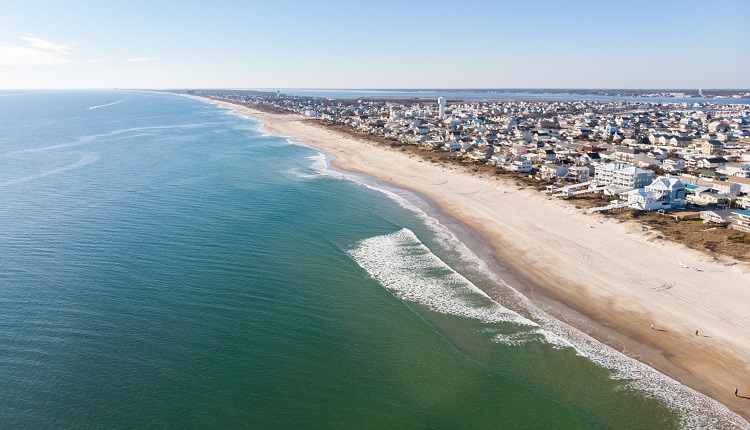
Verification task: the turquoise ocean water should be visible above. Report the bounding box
[0,91,745,429]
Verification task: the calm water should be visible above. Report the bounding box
[0,90,744,429]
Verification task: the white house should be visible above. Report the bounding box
[662,158,686,172]
[696,157,728,169]
[700,209,735,225]
[718,163,750,178]
[595,163,655,190]
[736,196,750,209]
[730,210,750,233]
[508,158,533,173]
[539,164,569,181]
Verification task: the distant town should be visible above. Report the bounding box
[174,89,750,246]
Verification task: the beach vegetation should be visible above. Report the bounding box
[728,233,750,244]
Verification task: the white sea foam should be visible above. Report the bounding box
[349,229,747,429]
[87,99,125,110]
[286,152,328,180]
[349,228,535,326]
[307,152,328,174]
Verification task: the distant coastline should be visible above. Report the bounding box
[166,88,750,105]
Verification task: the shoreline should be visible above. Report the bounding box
[192,95,750,424]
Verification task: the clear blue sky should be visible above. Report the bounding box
[1,0,748,89]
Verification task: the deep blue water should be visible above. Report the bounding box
[0,90,745,429]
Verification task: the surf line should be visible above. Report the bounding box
[87,99,125,110]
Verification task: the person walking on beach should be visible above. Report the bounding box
[695,330,699,336]
[651,323,654,330]
[736,387,739,397]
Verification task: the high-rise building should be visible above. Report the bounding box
[437,97,447,120]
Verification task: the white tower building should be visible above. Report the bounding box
[437,97,447,120]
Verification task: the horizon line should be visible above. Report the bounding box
[3,87,750,91]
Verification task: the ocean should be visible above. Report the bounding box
[0,90,744,429]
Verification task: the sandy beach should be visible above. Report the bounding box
[198,96,750,422]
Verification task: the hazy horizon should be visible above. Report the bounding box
[4,87,750,91]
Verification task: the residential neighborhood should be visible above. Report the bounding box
[195,90,750,231]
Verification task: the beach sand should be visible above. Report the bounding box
[198,96,750,422]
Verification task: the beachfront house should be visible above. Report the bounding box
[566,166,592,183]
[468,145,493,161]
[625,175,687,211]
[594,163,655,191]
[700,209,735,225]
[730,210,750,233]
[539,164,568,181]
[508,158,533,173]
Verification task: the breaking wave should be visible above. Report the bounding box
[253,123,748,429]
[349,228,535,326]
[348,228,747,429]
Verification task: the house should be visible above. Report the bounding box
[730,210,750,232]
[687,191,730,207]
[595,163,655,190]
[539,164,569,181]
[696,157,728,169]
[693,169,727,181]
[700,209,735,225]
[566,166,592,183]
[626,176,686,210]
[489,153,509,165]
[508,158,533,173]
[701,140,724,155]
[647,176,686,205]
[578,152,602,165]
[736,196,750,210]
[662,158,686,172]
[468,145,493,161]
[638,157,662,169]
[648,148,669,160]
[538,148,557,163]
[510,145,528,157]
[669,136,693,147]
[719,162,750,178]
[727,177,750,194]
[446,140,461,152]
[711,181,742,196]
[614,147,647,164]
[708,121,726,133]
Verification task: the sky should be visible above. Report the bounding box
[0,0,748,89]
